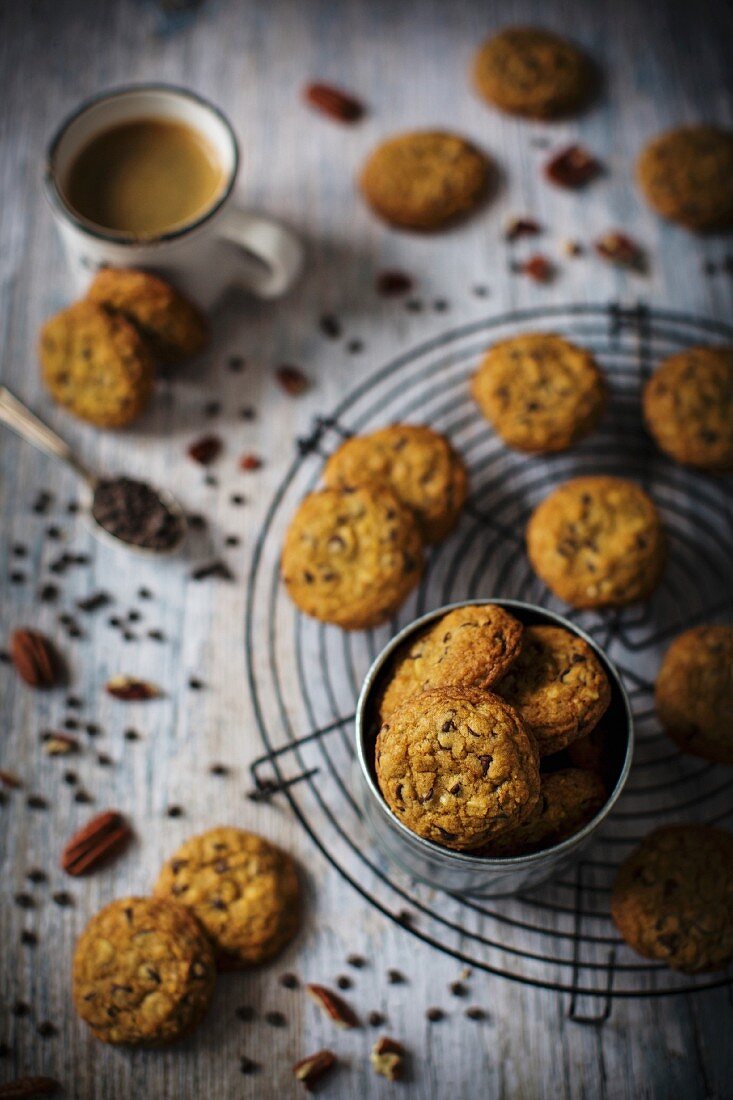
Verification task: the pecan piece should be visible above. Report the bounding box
[521,254,554,283]
[371,1036,407,1081]
[239,453,262,471]
[61,810,132,876]
[0,769,22,789]
[42,732,78,756]
[306,983,359,1028]
[504,216,542,242]
[594,231,646,270]
[292,1049,337,1091]
[105,676,160,701]
[0,1078,61,1098]
[9,628,62,688]
[187,434,222,465]
[545,144,602,188]
[303,82,364,123]
[276,365,309,396]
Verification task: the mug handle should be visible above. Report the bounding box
[216,207,303,299]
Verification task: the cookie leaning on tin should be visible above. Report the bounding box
[611,825,733,973]
[472,27,594,119]
[643,346,733,471]
[375,686,540,850]
[526,476,666,609]
[379,603,524,720]
[359,130,491,231]
[72,896,216,1046]
[40,300,155,428]
[88,267,208,366]
[281,485,423,630]
[323,424,468,544]
[655,625,733,765]
[155,828,300,968]
[471,333,606,453]
[636,125,733,231]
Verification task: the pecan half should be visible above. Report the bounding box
[303,82,364,123]
[10,629,62,688]
[306,983,359,1028]
[276,365,309,396]
[105,676,160,701]
[187,434,222,466]
[545,144,602,188]
[61,810,132,876]
[0,1079,61,1098]
[371,1036,407,1081]
[292,1049,337,1091]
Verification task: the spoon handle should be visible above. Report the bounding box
[0,386,94,483]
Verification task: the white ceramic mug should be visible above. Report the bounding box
[44,84,303,308]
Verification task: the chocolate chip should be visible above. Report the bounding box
[21,929,38,946]
[426,1007,444,1021]
[279,972,299,989]
[12,1000,30,1017]
[368,1010,385,1027]
[239,1056,260,1074]
[465,1006,486,1020]
[235,1005,255,1022]
[209,763,228,776]
[27,868,47,884]
[387,969,404,985]
[264,1010,287,1027]
[319,314,342,338]
[449,981,467,997]
[346,954,366,969]
[26,795,48,811]
[14,893,34,909]
[63,770,78,785]
[336,975,352,990]
[166,805,183,818]
[52,891,73,907]
[37,1020,57,1038]
[124,728,140,742]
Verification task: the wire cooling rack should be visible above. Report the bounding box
[245,302,733,1019]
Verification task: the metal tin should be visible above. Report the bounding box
[354,599,634,897]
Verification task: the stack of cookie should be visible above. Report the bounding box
[39,267,208,428]
[374,603,614,858]
[72,827,300,1046]
[281,424,468,629]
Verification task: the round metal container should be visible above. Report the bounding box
[354,599,634,897]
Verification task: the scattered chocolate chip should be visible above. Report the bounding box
[239,406,255,421]
[203,400,221,418]
[209,763,229,777]
[449,980,467,997]
[426,1007,444,1021]
[504,216,542,242]
[52,891,74,907]
[147,629,165,642]
[235,1005,255,1022]
[39,583,59,602]
[228,355,246,373]
[14,892,34,909]
[26,795,48,811]
[239,1055,260,1075]
[0,651,10,664]
[85,723,101,737]
[20,930,38,947]
[63,770,78,785]
[32,491,53,514]
[74,789,92,804]
[465,1006,486,1020]
[187,513,207,531]
[264,1010,287,1028]
[230,493,246,506]
[190,559,234,582]
[433,299,449,312]
[276,364,309,395]
[63,718,78,730]
[188,677,204,691]
[12,1000,30,1017]
[336,975,352,990]
[368,1011,385,1027]
[239,453,262,471]
[473,284,489,297]
[346,339,363,354]
[65,695,82,709]
[387,969,404,985]
[545,144,602,188]
[166,805,183,818]
[188,434,222,466]
[127,610,141,623]
[124,728,140,742]
[76,591,111,613]
[96,753,113,767]
[405,298,423,312]
[204,474,218,488]
[280,972,299,989]
[224,535,240,548]
[319,315,342,338]
[37,1021,58,1038]
[376,270,413,296]
[346,953,366,969]
[396,909,414,927]
[27,868,47,885]
[46,525,61,540]
[9,571,26,584]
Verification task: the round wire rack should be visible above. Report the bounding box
[245,302,733,1019]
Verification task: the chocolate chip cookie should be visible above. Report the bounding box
[479,768,606,857]
[611,825,733,973]
[155,828,300,968]
[472,27,593,119]
[566,723,616,784]
[40,300,155,428]
[281,485,423,630]
[643,346,733,471]
[323,424,468,544]
[527,476,666,608]
[636,126,733,231]
[88,267,208,365]
[379,603,524,720]
[471,333,606,453]
[493,625,611,755]
[655,625,733,765]
[72,896,215,1045]
[359,131,491,230]
[375,687,540,850]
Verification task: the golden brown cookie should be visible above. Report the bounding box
[88,267,208,365]
[566,723,616,784]
[472,27,593,119]
[359,131,490,230]
[375,687,540,850]
[281,485,423,631]
[379,603,524,720]
[471,333,606,453]
[493,625,611,755]
[40,300,155,428]
[72,896,215,1046]
[611,825,733,973]
[636,126,733,231]
[526,476,666,609]
[655,625,733,765]
[323,424,468,544]
[155,828,300,968]
[643,346,733,471]
[478,768,606,857]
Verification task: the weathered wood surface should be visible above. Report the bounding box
[1,0,732,1097]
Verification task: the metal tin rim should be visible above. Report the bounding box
[355,598,635,870]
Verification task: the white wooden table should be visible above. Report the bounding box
[1,1,732,1097]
